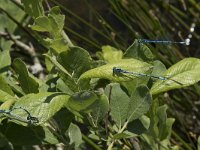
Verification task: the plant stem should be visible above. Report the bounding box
[61,31,74,47]
[82,133,102,150]
[107,141,115,150]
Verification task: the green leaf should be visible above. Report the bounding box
[44,54,71,77]
[44,52,54,72]
[0,0,25,32]
[58,46,92,78]
[48,6,65,37]
[53,108,74,133]
[12,92,70,125]
[101,45,123,63]
[21,0,44,18]
[148,98,159,139]
[126,85,151,122]
[0,132,10,149]
[4,123,59,145]
[0,75,14,96]
[0,99,15,111]
[67,91,98,112]
[127,115,150,135]
[157,105,175,140]
[157,105,167,123]
[68,123,83,149]
[159,118,174,141]
[0,40,12,71]
[113,131,137,139]
[44,54,78,92]
[123,40,154,62]
[151,58,200,95]
[56,78,74,95]
[140,134,157,150]
[198,136,200,150]
[31,6,64,38]
[0,93,17,121]
[105,83,130,128]
[90,93,109,123]
[50,38,69,53]
[0,90,16,103]
[0,90,16,110]
[0,44,11,71]
[13,59,39,94]
[151,60,166,77]
[79,59,152,82]
[6,76,25,96]
[31,16,51,32]
[146,103,175,147]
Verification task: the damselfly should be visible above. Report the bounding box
[0,107,39,125]
[113,67,182,85]
[138,39,188,45]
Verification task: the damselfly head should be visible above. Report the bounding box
[27,115,39,124]
[113,67,123,74]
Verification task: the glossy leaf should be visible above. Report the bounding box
[0,90,17,103]
[79,59,152,82]
[12,92,70,125]
[101,45,123,63]
[0,90,17,110]
[0,99,15,111]
[13,59,39,94]
[151,58,200,95]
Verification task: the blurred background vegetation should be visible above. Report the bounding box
[0,0,200,149]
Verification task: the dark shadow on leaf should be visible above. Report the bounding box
[2,122,46,145]
[0,66,10,73]
[127,119,148,135]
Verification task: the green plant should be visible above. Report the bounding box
[0,0,200,150]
